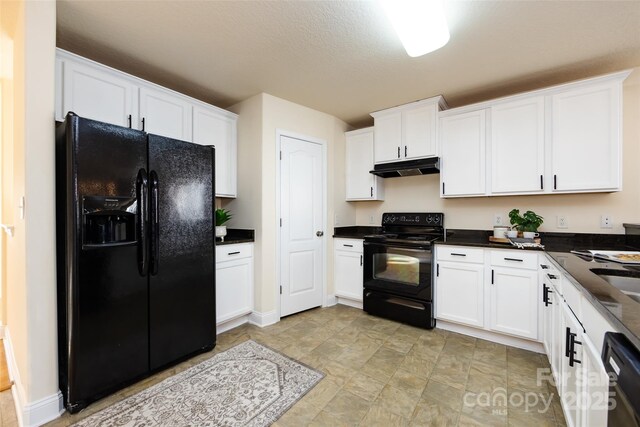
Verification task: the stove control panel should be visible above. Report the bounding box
[381,212,444,227]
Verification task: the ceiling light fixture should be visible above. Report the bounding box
[380,0,450,57]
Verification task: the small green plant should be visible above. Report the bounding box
[508,209,544,232]
[215,208,232,226]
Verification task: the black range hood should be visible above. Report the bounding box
[370,157,440,178]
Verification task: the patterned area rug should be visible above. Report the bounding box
[73,340,324,427]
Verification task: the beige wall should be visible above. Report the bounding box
[354,68,640,234]
[1,0,58,414]
[228,93,354,314]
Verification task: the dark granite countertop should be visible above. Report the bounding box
[333,226,381,239]
[216,228,255,245]
[546,252,640,350]
[440,229,639,252]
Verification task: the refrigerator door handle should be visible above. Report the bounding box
[150,170,160,276]
[136,168,149,276]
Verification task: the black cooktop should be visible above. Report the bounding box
[364,212,445,246]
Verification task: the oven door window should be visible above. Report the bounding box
[373,253,420,286]
[364,243,433,300]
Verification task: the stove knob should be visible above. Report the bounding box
[390,215,396,222]
[415,215,420,222]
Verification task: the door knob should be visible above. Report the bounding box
[316,231,324,237]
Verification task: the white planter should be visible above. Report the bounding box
[216,225,227,241]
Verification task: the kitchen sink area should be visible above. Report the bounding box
[591,267,640,303]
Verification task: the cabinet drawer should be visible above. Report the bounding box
[334,238,363,253]
[437,246,484,264]
[490,250,538,270]
[216,243,253,262]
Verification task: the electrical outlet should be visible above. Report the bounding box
[494,214,503,226]
[601,215,613,229]
[557,215,568,229]
[369,215,375,224]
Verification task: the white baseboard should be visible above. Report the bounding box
[336,297,363,310]
[4,327,64,427]
[325,294,337,307]
[21,392,64,427]
[217,315,250,334]
[249,310,279,328]
[436,319,545,354]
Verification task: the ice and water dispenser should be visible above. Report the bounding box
[82,196,137,246]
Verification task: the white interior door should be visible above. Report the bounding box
[280,135,324,317]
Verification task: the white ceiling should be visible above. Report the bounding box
[56,0,640,127]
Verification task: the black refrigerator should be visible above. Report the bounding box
[55,113,216,413]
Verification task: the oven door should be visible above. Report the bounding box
[363,241,433,300]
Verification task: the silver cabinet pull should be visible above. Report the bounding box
[316,231,324,237]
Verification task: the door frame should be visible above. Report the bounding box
[275,129,327,321]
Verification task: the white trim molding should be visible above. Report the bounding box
[4,327,64,427]
[216,315,251,334]
[336,297,363,310]
[325,294,337,307]
[249,310,279,328]
[436,319,545,354]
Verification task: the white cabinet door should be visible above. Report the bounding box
[139,86,193,141]
[435,261,484,327]
[334,249,363,301]
[216,247,254,324]
[62,59,138,128]
[551,82,621,192]
[559,301,583,427]
[402,103,437,159]
[489,266,538,339]
[580,334,610,427]
[440,110,487,197]
[491,96,545,194]
[373,111,402,164]
[345,128,383,201]
[193,106,237,198]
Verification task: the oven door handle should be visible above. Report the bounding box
[364,242,433,252]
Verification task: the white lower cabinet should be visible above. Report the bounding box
[559,301,584,427]
[486,250,539,340]
[334,239,363,302]
[215,243,254,324]
[540,254,616,427]
[435,261,484,327]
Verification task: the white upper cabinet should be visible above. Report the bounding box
[56,49,239,198]
[439,109,487,197]
[193,105,238,198]
[345,128,383,201]
[61,58,138,128]
[372,97,446,164]
[139,86,193,142]
[402,102,438,159]
[551,81,622,192]
[438,70,629,198]
[373,111,402,163]
[490,96,545,194]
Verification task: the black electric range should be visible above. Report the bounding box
[362,212,444,329]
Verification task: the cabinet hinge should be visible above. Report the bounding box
[491,269,494,284]
[280,218,282,227]
[280,286,282,295]
[280,151,282,160]
[436,264,439,277]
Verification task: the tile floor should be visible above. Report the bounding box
[31,304,565,426]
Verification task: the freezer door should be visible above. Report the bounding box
[59,114,150,411]
[148,134,215,370]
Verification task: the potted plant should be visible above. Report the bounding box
[215,208,232,241]
[508,209,544,238]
